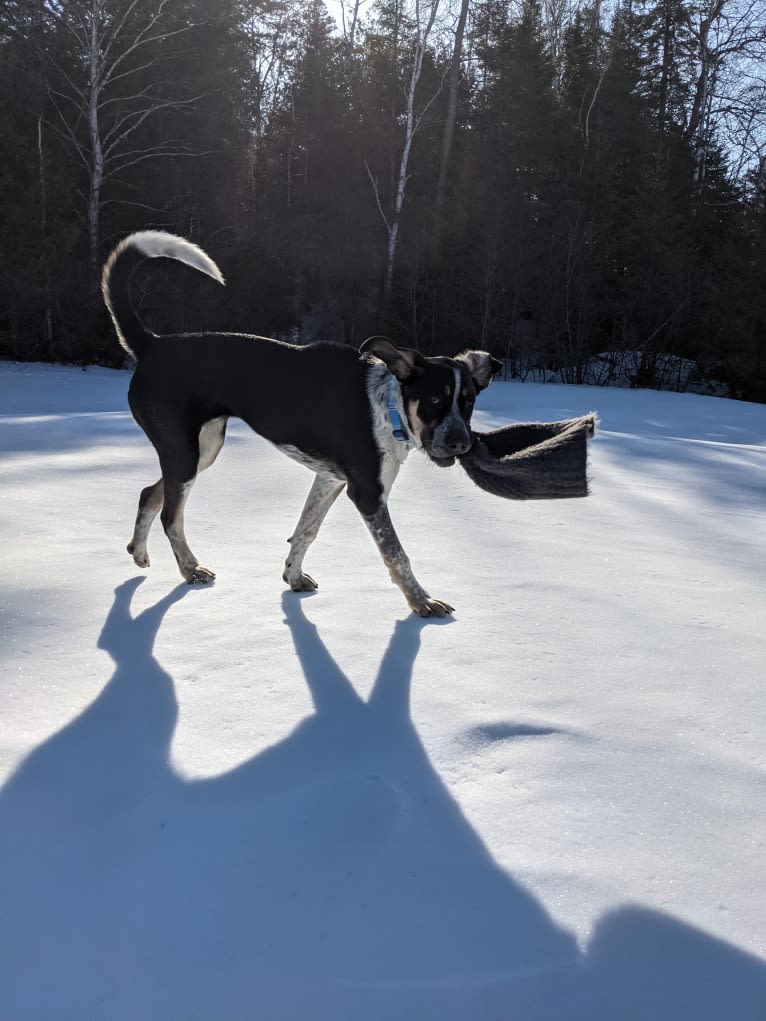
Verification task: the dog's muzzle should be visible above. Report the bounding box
[427,433,473,467]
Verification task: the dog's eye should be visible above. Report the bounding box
[430,395,442,406]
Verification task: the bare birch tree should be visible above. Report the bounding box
[542,0,578,94]
[43,0,202,295]
[240,1,304,220]
[366,0,444,307]
[686,0,766,190]
[338,0,372,55]
[432,0,470,254]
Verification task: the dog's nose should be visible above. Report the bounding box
[445,435,471,456]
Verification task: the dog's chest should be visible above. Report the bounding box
[274,363,412,498]
[366,364,413,497]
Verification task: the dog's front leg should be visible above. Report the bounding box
[284,474,346,591]
[361,503,454,618]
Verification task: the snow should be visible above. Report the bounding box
[1,360,765,1020]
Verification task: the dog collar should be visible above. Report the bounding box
[386,377,409,442]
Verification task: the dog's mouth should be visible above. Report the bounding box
[427,451,457,468]
[427,435,476,468]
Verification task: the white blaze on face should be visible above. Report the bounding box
[431,368,469,450]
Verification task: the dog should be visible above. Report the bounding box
[102,231,502,616]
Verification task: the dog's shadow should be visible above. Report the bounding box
[1,580,765,1020]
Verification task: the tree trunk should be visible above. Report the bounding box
[383,116,414,305]
[37,115,54,354]
[687,1,725,194]
[341,0,365,56]
[87,149,104,301]
[87,0,103,300]
[657,0,672,146]
[432,0,470,254]
[382,0,441,308]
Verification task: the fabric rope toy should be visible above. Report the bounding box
[458,414,597,500]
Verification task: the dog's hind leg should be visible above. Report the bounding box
[126,417,227,573]
[283,473,345,591]
[127,478,163,568]
[160,469,215,584]
[161,418,229,584]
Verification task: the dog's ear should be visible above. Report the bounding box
[455,350,503,392]
[360,337,426,382]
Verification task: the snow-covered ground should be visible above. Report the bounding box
[1,360,765,1020]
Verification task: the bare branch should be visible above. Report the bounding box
[364,159,392,235]
[107,148,211,177]
[413,61,450,134]
[100,0,146,68]
[580,49,612,172]
[103,93,204,162]
[43,102,90,171]
[102,19,199,91]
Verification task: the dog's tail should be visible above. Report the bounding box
[101,231,225,360]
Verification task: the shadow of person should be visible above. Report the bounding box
[1,583,764,1021]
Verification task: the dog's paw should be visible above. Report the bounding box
[411,597,454,618]
[284,571,318,592]
[186,565,216,585]
[127,542,150,569]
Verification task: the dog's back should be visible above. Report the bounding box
[129,331,374,460]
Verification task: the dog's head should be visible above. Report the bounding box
[361,338,503,467]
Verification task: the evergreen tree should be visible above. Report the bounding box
[0,0,764,398]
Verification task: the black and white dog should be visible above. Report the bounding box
[102,232,501,616]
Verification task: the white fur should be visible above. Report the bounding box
[197,417,227,472]
[102,231,225,358]
[365,362,414,498]
[125,231,225,285]
[276,444,345,482]
[431,368,468,451]
[456,350,494,389]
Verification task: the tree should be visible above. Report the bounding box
[684,0,766,193]
[432,0,470,253]
[366,0,444,307]
[42,0,204,296]
[0,0,74,358]
[338,0,373,54]
[237,0,305,224]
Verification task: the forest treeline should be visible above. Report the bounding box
[1,0,765,399]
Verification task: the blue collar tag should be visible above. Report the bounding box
[386,377,409,442]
